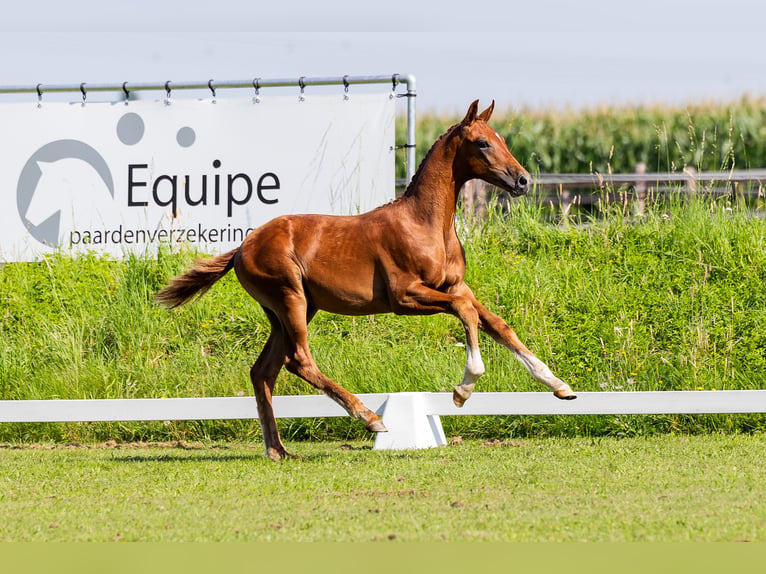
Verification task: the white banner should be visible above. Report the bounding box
[0,93,395,262]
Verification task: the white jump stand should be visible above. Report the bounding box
[373,392,446,451]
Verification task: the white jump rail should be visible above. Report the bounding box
[1,390,765,451]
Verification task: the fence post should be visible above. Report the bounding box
[559,184,573,218]
[634,162,647,216]
[683,166,697,194]
[460,180,488,220]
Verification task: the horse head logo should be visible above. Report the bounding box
[16,140,114,247]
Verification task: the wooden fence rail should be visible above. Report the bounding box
[455,167,766,217]
[534,168,766,191]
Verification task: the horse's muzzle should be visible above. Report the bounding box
[486,168,531,197]
[513,173,530,196]
[504,172,531,197]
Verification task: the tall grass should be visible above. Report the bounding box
[2,186,766,442]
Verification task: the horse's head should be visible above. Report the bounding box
[455,100,530,197]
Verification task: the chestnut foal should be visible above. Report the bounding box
[156,100,576,460]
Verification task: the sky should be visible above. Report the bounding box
[1,0,765,115]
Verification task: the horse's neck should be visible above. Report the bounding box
[401,135,465,236]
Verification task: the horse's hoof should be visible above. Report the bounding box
[554,389,577,400]
[452,383,474,407]
[367,420,388,433]
[266,446,301,461]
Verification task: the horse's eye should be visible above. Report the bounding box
[477,139,491,149]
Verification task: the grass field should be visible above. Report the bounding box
[1,434,764,542]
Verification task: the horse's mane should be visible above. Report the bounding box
[401,121,461,198]
[365,120,461,214]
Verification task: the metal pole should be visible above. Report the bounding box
[0,74,413,96]
[402,74,417,183]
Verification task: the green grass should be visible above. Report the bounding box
[1,434,764,542]
[2,190,766,442]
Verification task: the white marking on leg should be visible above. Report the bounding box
[453,344,484,406]
[462,344,485,387]
[514,350,573,395]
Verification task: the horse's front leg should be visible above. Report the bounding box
[449,285,576,404]
[393,283,486,405]
[452,322,486,407]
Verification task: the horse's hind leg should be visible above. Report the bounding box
[280,298,387,433]
[251,310,297,461]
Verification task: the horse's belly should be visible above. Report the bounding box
[305,276,390,316]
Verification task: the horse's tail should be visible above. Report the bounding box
[155,248,238,309]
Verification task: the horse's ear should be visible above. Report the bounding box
[462,100,480,125]
[477,100,495,122]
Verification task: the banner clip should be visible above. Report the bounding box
[298,77,306,102]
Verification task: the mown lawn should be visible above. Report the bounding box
[1,434,764,542]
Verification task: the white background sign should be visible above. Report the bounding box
[0,93,395,262]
